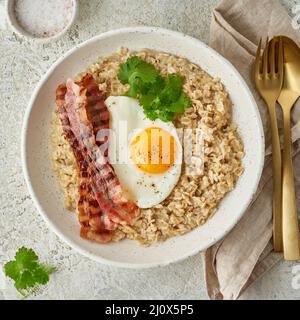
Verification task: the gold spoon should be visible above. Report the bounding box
[277,36,300,260]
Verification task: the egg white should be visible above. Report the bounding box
[105,96,182,209]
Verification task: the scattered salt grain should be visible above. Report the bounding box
[14,0,74,38]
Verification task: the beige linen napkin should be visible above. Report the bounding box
[204,0,300,300]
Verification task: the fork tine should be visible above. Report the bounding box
[255,38,262,77]
[263,37,270,75]
[278,36,284,79]
[270,37,276,75]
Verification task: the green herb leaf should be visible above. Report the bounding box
[118,56,142,84]
[3,247,56,298]
[128,62,158,84]
[157,110,175,122]
[118,57,192,122]
[139,93,157,109]
[159,75,185,104]
[118,56,158,85]
[168,92,192,113]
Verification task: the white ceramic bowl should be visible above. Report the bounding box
[5,0,78,42]
[22,27,265,268]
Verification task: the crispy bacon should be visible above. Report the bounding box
[80,227,113,244]
[56,74,139,244]
[56,87,104,232]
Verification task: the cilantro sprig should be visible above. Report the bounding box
[118,57,192,121]
[3,247,56,298]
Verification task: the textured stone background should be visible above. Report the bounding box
[0,0,300,300]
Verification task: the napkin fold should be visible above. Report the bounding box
[204,0,300,300]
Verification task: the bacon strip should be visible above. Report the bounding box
[81,75,139,219]
[56,74,139,244]
[56,84,112,240]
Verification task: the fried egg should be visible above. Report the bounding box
[105,96,182,208]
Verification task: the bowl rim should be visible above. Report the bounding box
[21,26,265,269]
[5,0,78,42]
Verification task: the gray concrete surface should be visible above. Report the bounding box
[0,0,299,300]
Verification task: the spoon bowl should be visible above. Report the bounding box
[278,36,300,109]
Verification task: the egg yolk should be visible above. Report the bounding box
[130,127,178,174]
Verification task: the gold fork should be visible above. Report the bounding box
[254,37,284,252]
